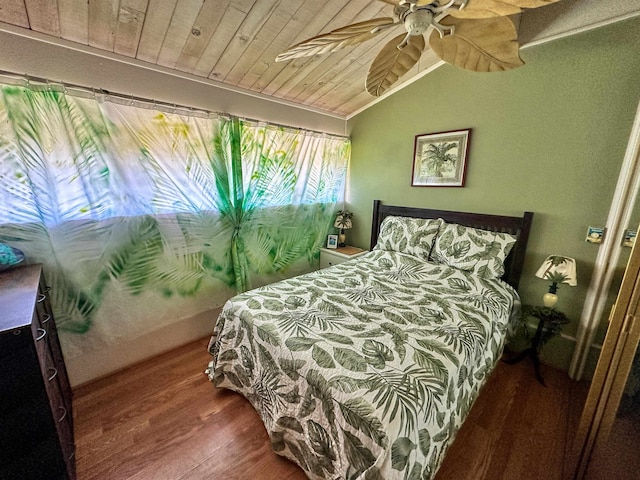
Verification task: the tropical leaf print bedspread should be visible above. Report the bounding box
[208,250,519,479]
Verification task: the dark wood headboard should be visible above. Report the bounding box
[369,200,534,289]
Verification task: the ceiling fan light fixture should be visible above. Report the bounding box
[276,0,562,96]
[404,9,434,36]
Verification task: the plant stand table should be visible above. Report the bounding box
[504,306,570,386]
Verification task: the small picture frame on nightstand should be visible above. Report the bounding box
[327,234,338,249]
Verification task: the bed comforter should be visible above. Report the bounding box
[207,250,520,479]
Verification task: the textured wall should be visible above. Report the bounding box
[347,16,640,372]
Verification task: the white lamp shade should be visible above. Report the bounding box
[535,255,577,286]
[334,215,352,229]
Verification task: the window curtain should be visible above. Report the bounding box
[0,84,349,357]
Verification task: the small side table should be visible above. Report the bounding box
[504,306,570,386]
[319,246,367,269]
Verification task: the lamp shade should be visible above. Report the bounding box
[535,255,577,307]
[334,211,353,230]
[535,255,577,286]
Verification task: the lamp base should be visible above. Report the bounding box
[543,292,558,308]
[338,233,346,248]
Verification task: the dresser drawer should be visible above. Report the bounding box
[35,282,72,404]
[320,250,344,268]
[0,326,32,358]
[1,265,75,479]
[0,395,53,456]
[0,436,68,480]
[0,346,44,411]
[43,345,75,465]
[319,246,368,269]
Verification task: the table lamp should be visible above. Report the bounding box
[535,255,577,308]
[334,210,353,247]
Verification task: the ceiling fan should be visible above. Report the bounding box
[275,0,561,97]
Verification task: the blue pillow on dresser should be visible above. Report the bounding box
[0,243,25,271]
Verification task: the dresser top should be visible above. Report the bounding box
[0,264,42,331]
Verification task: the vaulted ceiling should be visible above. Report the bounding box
[0,0,638,118]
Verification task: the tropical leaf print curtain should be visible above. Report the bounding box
[0,84,349,357]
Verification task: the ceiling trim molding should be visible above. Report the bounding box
[0,21,346,122]
[348,9,640,121]
[521,10,640,49]
[346,60,445,121]
[2,5,639,126]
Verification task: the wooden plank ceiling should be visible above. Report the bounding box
[0,0,452,117]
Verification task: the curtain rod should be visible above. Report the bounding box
[0,70,349,141]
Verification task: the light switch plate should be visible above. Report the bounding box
[586,226,604,244]
[624,229,637,248]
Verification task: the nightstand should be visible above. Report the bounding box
[319,246,368,269]
[504,305,570,386]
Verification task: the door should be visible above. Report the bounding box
[572,236,640,479]
[585,349,640,478]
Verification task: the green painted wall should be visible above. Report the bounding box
[346,17,640,372]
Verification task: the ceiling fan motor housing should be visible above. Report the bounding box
[404,9,435,36]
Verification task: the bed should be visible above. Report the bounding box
[207,200,533,479]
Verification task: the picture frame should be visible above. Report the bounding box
[411,128,471,187]
[327,234,338,249]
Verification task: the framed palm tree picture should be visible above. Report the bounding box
[411,129,471,187]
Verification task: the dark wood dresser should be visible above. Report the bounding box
[0,264,75,480]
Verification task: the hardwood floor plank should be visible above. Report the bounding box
[58,0,89,44]
[74,338,589,480]
[435,361,525,479]
[258,0,377,97]
[563,379,591,479]
[136,0,178,64]
[173,0,233,72]
[88,0,118,51]
[114,0,149,57]
[156,0,204,69]
[24,0,61,35]
[0,0,29,28]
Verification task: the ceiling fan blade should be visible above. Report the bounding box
[275,17,396,63]
[366,33,426,97]
[446,0,561,19]
[429,16,524,72]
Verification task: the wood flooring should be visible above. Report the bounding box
[73,338,589,480]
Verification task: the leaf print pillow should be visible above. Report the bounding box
[430,223,517,279]
[373,216,443,261]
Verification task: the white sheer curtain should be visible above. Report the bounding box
[0,83,350,357]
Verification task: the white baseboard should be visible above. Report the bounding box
[522,321,603,380]
[66,308,221,387]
